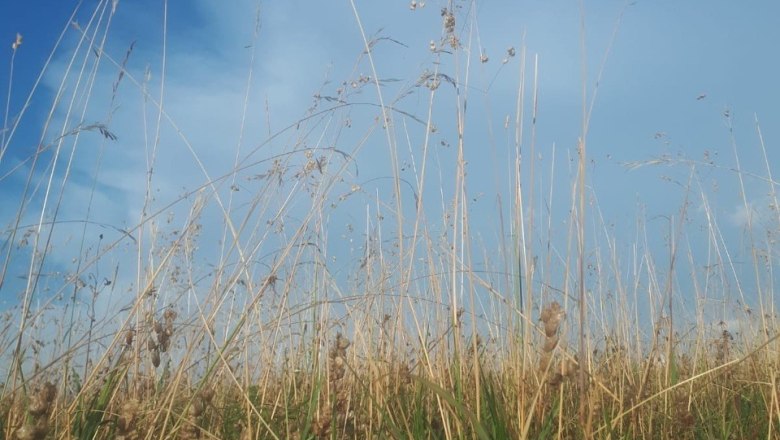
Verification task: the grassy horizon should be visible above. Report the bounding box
[1,1,779,439]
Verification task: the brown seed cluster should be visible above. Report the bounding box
[440,8,459,48]
[15,381,56,440]
[329,332,351,383]
[715,329,733,364]
[125,328,135,347]
[180,387,214,440]
[116,399,141,440]
[441,8,455,34]
[539,302,563,368]
[539,302,576,385]
[314,332,352,437]
[148,309,177,368]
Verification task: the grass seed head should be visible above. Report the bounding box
[151,348,161,368]
[541,302,564,337]
[543,335,559,352]
[27,382,56,417]
[117,399,141,437]
[125,328,135,347]
[15,419,48,440]
[17,382,56,440]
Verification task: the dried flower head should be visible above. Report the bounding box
[28,382,56,417]
[151,348,161,368]
[540,302,564,337]
[117,399,140,436]
[18,381,56,440]
[441,8,456,34]
[12,33,22,50]
[543,335,559,352]
[125,328,135,347]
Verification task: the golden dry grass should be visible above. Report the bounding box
[1,2,778,439]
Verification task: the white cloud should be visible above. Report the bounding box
[727,199,779,231]
[728,203,755,228]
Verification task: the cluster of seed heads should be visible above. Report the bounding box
[329,332,351,383]
[314,333,353,437]
[715,329,733,364]
[116,399,141,440]
[431,8,457,49]
[441,8,456,34]
[540,302,564,355]
[148,309,177,368]
[15,382,56,440]
[180,387,214,440]
[539,302,576,385]
[409,0,425,10]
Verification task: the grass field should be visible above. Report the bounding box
[1,1,779,439]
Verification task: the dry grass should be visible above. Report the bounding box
[1,1,778,439]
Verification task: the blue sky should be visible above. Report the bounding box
[1,0,779,338]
